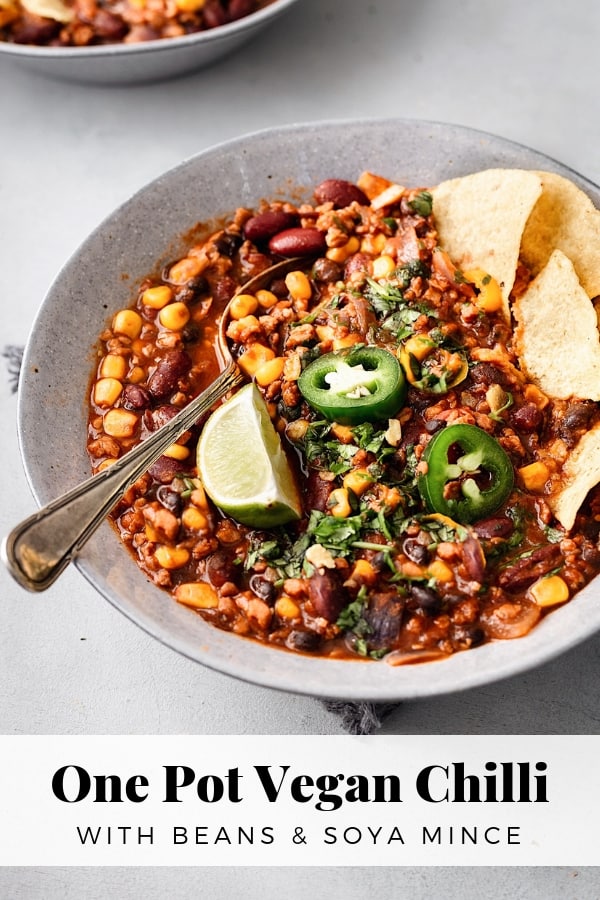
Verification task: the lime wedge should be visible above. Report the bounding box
[197,383,302,528]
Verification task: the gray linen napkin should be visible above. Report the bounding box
[3,344,398,735]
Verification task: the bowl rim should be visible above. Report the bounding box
[0,0,299,59]
[16,117,600,701]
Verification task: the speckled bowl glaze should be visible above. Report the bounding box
[0,0,300,84]
[17,119,600,700]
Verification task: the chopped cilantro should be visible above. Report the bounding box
[408,191,433,217]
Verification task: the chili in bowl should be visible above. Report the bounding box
[13,120,600,700]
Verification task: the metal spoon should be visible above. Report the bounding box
[2,256,305,592]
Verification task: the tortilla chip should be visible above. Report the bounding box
[548,424,600,530]
[521,170,600,299]
[431,169,543,319]
[513,249,600,400]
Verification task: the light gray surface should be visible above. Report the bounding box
[1,0,599,895]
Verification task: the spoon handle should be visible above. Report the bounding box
[2,364,244,592]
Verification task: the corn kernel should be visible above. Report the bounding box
[141,285,173,309]
[182,506,208,532]
[350,559,377,586]
[190,485,209,509]
[285,270,312,302]
[343,467,374,496]
[168,257,203,284]
[275,595,301,619]
[96,458,117,472]
[360,233,387,254]
[154,545,190,570]
[238,343,275,378]
[518,461,550,493]
[163,443,190,461]
[331,424,354,444]
[530,574,569,608]
[229,293,259,319]
[524,383,550,409]
[159,301,190,331]
[328,487,352,518]
[94,377,123,408]
[103,408,138,438]
[256,289,278,309]
[464,269,503,314]
[372,254,396,279]
[316,324,336,342]
[428,559,454,583]
[100,354,127,380]
[112,309,142,340]
[255,356,285,387]
[403,334,435,362]
[128,365,146,384]
[175,0,205,10]
[175,582,219,609]
[145,523,160,542]
[326,240,359,264]
[332,333,363,350]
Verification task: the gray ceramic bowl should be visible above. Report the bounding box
[17,119,600,700]
[0,0,300,84]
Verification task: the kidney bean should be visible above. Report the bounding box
[314,179,369,209]
[462,535,486,582]
[122,384,151,411]
[268,227,327,257]
[305,470,333,512]
[147,349,192,399]
[469,362,509,387]
[244,211,299,244]
[228,0,255,19]
[308,570,346,622]
[203,0,228,27]
[12,17,60,44]
[451,624,484,649]
[311,257,344,284]
[511,403,543,433]
[143,404,180,431]
[93,9,127,40]
[211,275,238,306]
[473,516,515,540]
[344,252,371,280]
[148,456,188,484]
[498,545,563,593]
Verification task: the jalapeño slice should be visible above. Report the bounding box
[298,345,407,425]
[418,423,514,524]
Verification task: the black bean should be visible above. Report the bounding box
[249,574,276,604]
[213,231,243,257]
[156,486,183,515]
[364,592,404,647]
[409,584,442,613]
[311,257,344,284]
[287,630,322,652]
[402,537,430,565]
